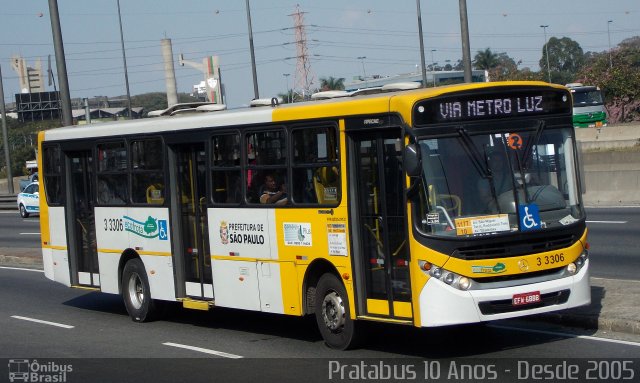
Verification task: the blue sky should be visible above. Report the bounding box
[1,1,638,108]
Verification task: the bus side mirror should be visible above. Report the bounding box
[403,144,421,177]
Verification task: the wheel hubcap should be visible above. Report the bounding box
[322,291,345,332]
[127,272,145,310]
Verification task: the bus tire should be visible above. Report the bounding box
[19,204,29,218]
[314,273,362,350]
[122,258,159,322]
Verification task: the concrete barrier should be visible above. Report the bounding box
[577,123,640,206]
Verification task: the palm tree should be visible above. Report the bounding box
[473,48,499,70]
[319,76,346,91]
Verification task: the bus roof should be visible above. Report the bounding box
[42,81,562,142]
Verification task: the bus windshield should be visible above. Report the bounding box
[416,125,584,237]
[572,89,603,106]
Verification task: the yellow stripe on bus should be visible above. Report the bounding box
[97,248,172,257]
[42,245,67,251]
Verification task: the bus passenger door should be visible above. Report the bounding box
[172,143,213,300]
[350,130,412,320]
[66,151,99,287]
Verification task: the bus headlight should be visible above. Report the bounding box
[567,263,577,275]
[443,273,455,285]
[422,262,473,290]
[457,277,471,290]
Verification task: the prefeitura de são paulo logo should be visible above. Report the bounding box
[219,221,229,245]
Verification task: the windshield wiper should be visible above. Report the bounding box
[457,128,490,178]
[522,120,545,170]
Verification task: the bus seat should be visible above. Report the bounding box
[313,166,339,204]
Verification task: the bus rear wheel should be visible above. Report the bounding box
[314,273,362,350]
[122,258,159,322]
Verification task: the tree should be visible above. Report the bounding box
[540,37,585,84]
[319,76,345,91]
[473,48,499,70]
[578,40,640,122]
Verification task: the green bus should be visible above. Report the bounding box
[567,83,607,128]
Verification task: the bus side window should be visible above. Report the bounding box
[97,141,129,205]
[245,129,287,205]
[131,139,164,205]
[212,133,241,204]
[291,126,339,205]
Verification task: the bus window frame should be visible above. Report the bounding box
[289,122,341,207]
[95,139,130,206]
[244,125,289,206]
[41,144,65,206]
[129,136,167,207]
[210,129,242,207]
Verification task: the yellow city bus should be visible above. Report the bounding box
[38,81,590,349]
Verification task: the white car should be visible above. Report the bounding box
[17,182,40,218]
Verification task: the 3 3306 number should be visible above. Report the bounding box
[536,253,564,266]
[104,218,123,232]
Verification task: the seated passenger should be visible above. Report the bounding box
[260,174,288,205]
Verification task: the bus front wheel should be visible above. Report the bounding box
[314,273,362,350]
[122,258,159,322]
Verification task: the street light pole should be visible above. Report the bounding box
[245,0,259,99]
[607,20,613,69]
[48,0,73,127]
[357,56,367,87]
[0,65,13,194]
[458,0,472,83]
[283,73,290,103]
[116,0,132,118]
[416,0,428,88]
[430,49,437,87]
[540,25,551,83]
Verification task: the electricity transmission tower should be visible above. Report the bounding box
[290,5,314,101]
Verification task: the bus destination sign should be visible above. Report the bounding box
[413,89,571,126]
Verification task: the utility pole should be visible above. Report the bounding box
[0,65,14,194]
[540,25,551,83]
[607,20,613,69]
[431,49,437,86]
[416,0,428,88]
[48,0,73,126]
[458,0,472,83]
[117,0,133,118]
[245,0,259,99]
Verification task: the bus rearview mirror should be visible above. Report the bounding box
[403,144,421,177]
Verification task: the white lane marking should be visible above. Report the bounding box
[586,205,640,209]
[0,266,44,273]
[11,315,74,329]
[19,232,40,235]
[163,342,243,359]
[586,220,627,224]
[489,324,640,347]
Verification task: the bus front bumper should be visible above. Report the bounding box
[418,260,591,327]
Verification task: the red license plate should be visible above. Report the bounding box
[512,291,541,306]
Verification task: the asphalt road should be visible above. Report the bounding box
[585,207,640,280]
[1,266,639,382]
[0,211,41,249]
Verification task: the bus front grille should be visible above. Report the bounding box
[452,234,576,261]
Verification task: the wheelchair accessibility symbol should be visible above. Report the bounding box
[158,220,168,240]
[518,204,541,231]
